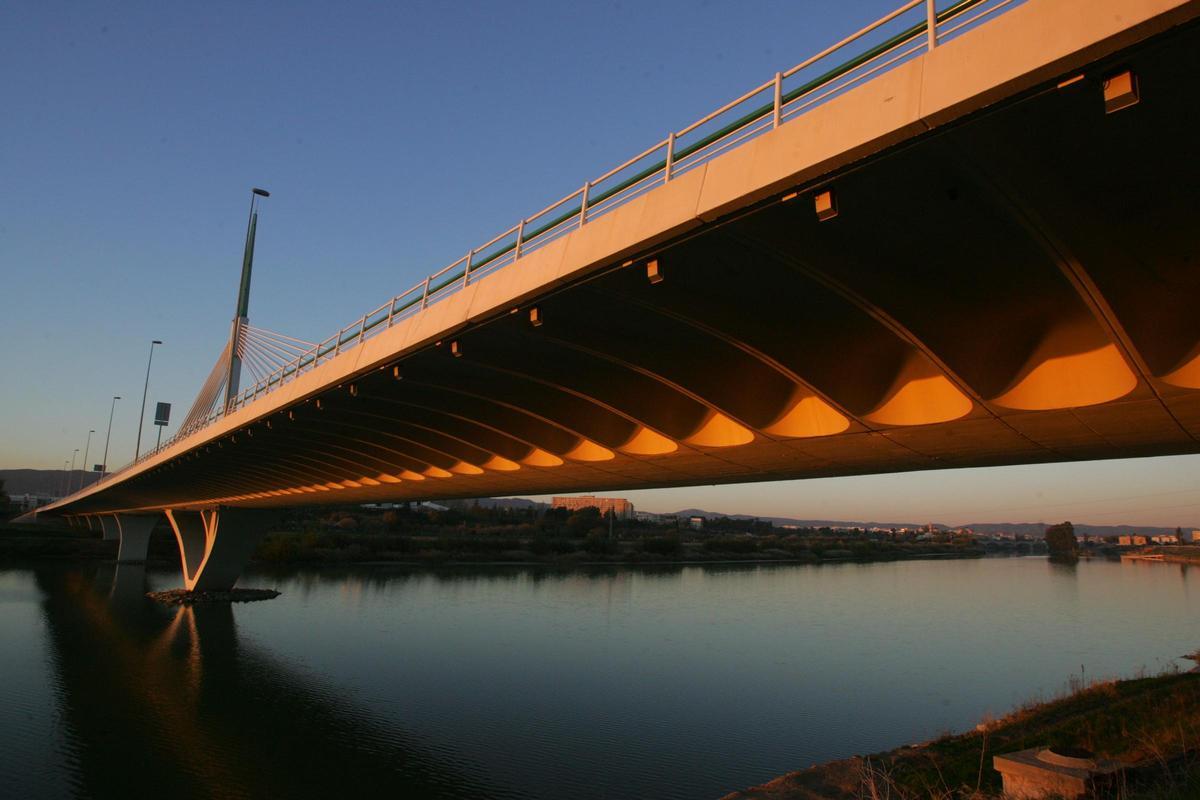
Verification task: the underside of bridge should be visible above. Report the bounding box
[59,14,1198,523]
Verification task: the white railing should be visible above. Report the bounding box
[91,0,1021,490]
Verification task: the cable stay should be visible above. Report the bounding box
[176,321,316,441]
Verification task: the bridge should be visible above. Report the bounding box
[25,0,1200,590]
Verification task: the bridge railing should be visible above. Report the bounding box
[101,0,1023,486]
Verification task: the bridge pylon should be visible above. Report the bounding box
[224,187,269,412]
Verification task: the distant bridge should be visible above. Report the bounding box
[28,0,1200,589]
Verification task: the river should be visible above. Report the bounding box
[1,557,1196,799]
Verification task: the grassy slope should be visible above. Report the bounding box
[724,670,1200,799]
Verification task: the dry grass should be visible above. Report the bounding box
[868,670,1200,799]
[724,669,1200,800]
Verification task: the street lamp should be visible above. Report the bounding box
[101,396,121,476]
[69,448,79,495]
[135,339,163,459]
[61,459,70,497]
[225,187,269,410]
[79,430,95,492]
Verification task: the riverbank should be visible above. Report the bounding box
[1123,546,1200,565]
[721,667,1200,800]
[251,528,988,566]
[0,521,116,560]
[0,521,989,567]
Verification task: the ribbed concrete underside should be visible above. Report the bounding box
[49,1,1200,516]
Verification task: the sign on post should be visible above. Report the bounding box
[154,402,171,427]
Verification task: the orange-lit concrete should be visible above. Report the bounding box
[164,508,276,591]
[27,0,1200,591]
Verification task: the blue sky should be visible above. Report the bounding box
[2,0,1196,526]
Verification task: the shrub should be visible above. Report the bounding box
[530,537,578,555]
[582,533,617,555]
[255,534,299,562]
[703,536,759,554]
[641,535,682,555]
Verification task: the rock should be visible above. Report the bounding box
[146,588,280,605]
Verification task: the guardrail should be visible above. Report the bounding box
[95,0,1022,489]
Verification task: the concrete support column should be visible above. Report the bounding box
[98,514,120,542]
[115,513,159,563]
[165,510,208,587]
[84,515,97,532]
[164,507,275,592]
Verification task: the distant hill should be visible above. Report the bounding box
[445,497,548,511]
[1,469,101,497]
[669,508,1188,537]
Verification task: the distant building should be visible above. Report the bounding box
[634,510,660,523]
[551,495,634,520]
[1183,530,1200,545]
[10,493,53,513]
[1118,535,1148,546]
[1151,534,1179,545]
[688,516,705,530]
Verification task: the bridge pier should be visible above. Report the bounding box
[114,514,158,563]
[98,514,121,542]
[164,508,275,592]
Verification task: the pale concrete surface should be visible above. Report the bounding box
[164,508,274,591]
[98,515,120,542]
[994,747,1123,800]
[114,514,157,563]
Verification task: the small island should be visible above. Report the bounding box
[147,588,281,605]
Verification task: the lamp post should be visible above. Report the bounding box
[101,396,121,476]
[155,407,169,450]
[135,339,163,459]
[68,448,79,495]
[79,430,95,492]
[61,459,70,497]
[225,187,269,411]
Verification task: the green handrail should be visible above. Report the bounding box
[238,0,996,412]
[453,0,987,281]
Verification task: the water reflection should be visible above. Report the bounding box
[35,565,517,800]
[8,558,1200,800]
